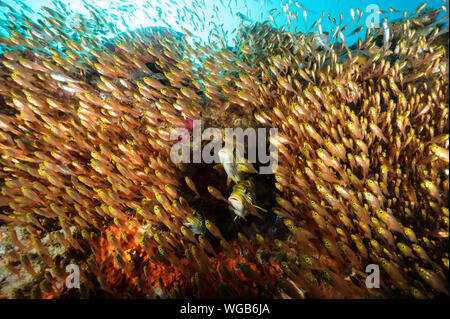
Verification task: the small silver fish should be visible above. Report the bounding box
[382,18,390,48]
[50,73,81,83]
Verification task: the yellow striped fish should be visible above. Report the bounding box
[183,209,205,235]
[228,180,267,220]
[217,146,257,185]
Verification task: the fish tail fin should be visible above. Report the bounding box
[238,162,258,174]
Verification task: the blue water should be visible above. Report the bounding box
[0,0,447,47]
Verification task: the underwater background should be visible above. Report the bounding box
[1,0,446,46]
[0,0,449,299]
